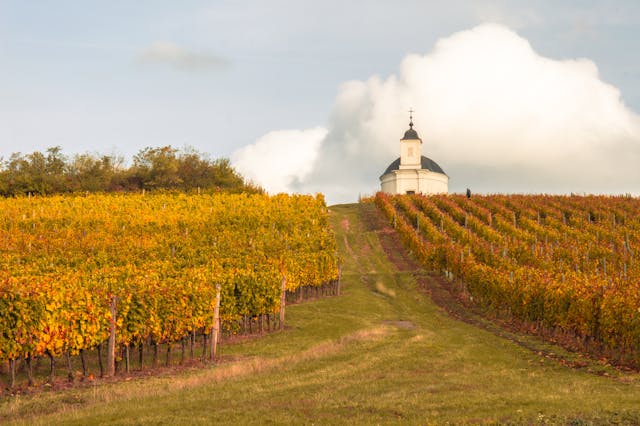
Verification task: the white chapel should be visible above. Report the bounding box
[379,112,448,195]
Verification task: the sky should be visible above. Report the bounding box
[1,1,639,203]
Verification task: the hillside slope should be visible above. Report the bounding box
[3,202,640,425]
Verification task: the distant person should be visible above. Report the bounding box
[466,188,471,199]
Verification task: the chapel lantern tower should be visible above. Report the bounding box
[399,109,422,170]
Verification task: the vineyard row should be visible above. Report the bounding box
[0,193,340,388]
[374,192,640,366]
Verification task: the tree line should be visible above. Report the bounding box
[0,146,262,196]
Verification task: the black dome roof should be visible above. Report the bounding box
[401,128,420,140]
[381,156,447,176]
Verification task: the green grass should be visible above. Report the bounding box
[2,202,640,425]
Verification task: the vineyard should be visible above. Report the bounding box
[0,192,339,388]
[374,192,640,366]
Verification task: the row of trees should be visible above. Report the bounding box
[0,146,262,196]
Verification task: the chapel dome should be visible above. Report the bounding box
[401,128,420,140]
[381,156,447,176]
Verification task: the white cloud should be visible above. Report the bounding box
[231,127,327,194]
[236,23,640,203]
[138,41,229,70]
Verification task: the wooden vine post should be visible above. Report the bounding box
[210,284,222,361]
[107,296,117,377]
[279,275,287,330]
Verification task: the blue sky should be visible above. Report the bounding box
[1,1,639,201]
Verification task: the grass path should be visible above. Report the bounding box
[3,203,640,425]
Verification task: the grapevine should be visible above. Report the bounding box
[375,192,640,365]
[0,192,340,382]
